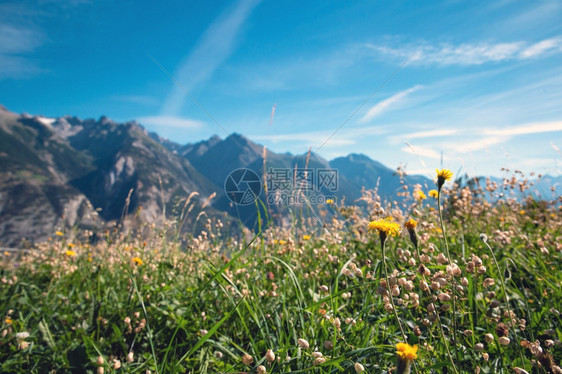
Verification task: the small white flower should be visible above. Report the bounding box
[16,332,30,340]
[354,362,365,373]
[297,338,310,349]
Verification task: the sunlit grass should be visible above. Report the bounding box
[0,171,561,373]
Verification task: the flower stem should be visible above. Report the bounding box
[412,240,458,374]
[482,238,526,368]
[381,238,407,341]
[437,189,460,361]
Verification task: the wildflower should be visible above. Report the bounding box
[55,231,64,236]
[396,343,418,374]
[132,257,143,266]
[368,217,401,243]
[429,189,439,198]
[326,198,334,204]
[16,332,30,340]
[265,349,275,363]
[404,219,418,248]
[257,365,267,374]
[65,250,76,257]
[242,354,253,365]
[303,235,311,240]
[436,169,453,189]
[498,336,510,345]
[354,362,365,373]
[113,359,121,369]
[414,190,427,201]
[297,338,310,349]
[5,317,12,324]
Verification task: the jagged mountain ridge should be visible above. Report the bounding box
[0,107,223,246]
[12,106,553,246]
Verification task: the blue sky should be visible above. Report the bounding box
[1,0,561,177]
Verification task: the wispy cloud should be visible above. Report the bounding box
[453,136,507,154]
[391,128,458,143]
[367,37,562,66]
[0,24,43,79]
[402,143,441,159]
[161,0,261,115]
[483,121,562,136]
[359,85,422,123]
[138,116,203,129]
[250,124,389,148]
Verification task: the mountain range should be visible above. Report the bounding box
[1,105,559,246]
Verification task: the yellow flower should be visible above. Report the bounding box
[404,219,417,230]
[519,210,525,215]
[55,231,64,236]
[68,243,75,248]
[368,218,401,240]
[326,198,334,204]
[436,169,453,188]
[414,190,426,201]
[303,235,311,240]
[65,250,76,257]
[429,189,439,198]
[132,257,143,266]
[396,342,418,361]
[5,317,12,324]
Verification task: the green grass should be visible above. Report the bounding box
[0,175,561,373]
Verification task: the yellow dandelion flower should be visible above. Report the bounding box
[368,218,401,241]
[414,190,427,201]
[132,257,143,266]
[55,231,64,236]
[5,317,12,324]
[303,235,311,240]
[436,169,453,189]
[519,210,525,215]
[404,218,417,230]
[429,189,439,198]
[278,240,287,245]
[396,343,418,374]
[68,243,75,248]
[65,250,76,257]
[326,198,334,204]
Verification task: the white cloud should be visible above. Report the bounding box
[367,36,562,66]
[0,24,43,79]
[402,143,441,159]
[138,116,203,129]
[520,37,562,58]
[359,85,422,123]
[453,136,507,153]
[483,121,562,136]
[161,0,261,115]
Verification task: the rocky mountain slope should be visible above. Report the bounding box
[0,106,221,246]
[6,106,558,246]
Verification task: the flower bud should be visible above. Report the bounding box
[297,338,309,349]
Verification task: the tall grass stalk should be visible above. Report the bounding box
[437,188,459,358]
